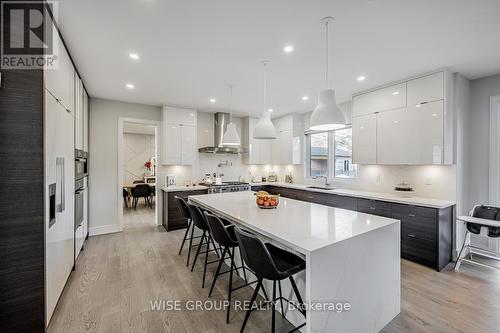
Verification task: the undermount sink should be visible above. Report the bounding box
[307,186,336,191]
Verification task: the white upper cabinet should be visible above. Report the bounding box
[45,25,74,113]
[74,76,84,150]
[408,100,444,164]
[352,70,452,165]
[180,125,196,165]
[270,115,303,165]
[352,114,377,165]
[376,108,411,165]
[352,82,406,117]
[165,107,196,126]
[407,72,444,106]
[162,106,197,165]
[242,117,271,165]
[83,90,89,152]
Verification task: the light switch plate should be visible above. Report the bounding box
[425,177,432,185]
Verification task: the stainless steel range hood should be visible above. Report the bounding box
[198,112,248,154]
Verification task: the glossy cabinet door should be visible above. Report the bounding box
[45,91,75,323]
[377,107,411,164]
[407,72,444,106]
[165,106,196,126]
[74,77,84,150]
[83,90,89,152]
[45,26,74,112]
[180,125,196,165]
[352,114,377,164]
[408,100,444,164]
[352,82,406,117]
[244,118,271,165]
[164,123,182,164]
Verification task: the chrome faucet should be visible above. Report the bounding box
[314,175,331,186]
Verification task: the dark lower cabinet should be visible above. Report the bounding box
[251,185,454,271]
[357,198,392,218]
[162,189,208,231]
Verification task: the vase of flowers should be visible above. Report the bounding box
[144,160,152,176]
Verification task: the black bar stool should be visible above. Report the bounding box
[234,227,306,333]
[175,196,203,266]
[186,203,221,288]
[204,212,267,323]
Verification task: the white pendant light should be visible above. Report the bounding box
[253,61,277,139]
[222,85,241,146]
[309,17,346,131]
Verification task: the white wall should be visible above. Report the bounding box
[89,98,161,235]
[123,133,155,184]
[466,74,500,208]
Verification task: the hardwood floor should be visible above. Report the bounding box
[48,209,500,333]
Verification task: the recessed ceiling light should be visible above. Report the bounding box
[209,98,216,103]
[129,53,139,60]
[432,113,438,117]
[416,104,421,108]
[393,120,399,124]
[357,76,366,82]
[268,108,274,113]
[392,91,399,95]
[302,96,309,101]
[284,45,294,53]
[126,83,135,89]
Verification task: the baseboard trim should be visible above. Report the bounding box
[89,224,122,236]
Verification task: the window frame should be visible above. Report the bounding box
[306,126,357,182]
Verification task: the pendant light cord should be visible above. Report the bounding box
[263,61,268,114]
[325,19,330,89]
[228,84,234,122]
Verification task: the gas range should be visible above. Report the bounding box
[206,182,251,194]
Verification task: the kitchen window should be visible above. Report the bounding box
[307,127,356,180]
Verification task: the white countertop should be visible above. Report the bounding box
[189,191,399,254]
[250,182,455,209]
[162,185,208,192]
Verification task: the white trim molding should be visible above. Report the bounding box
[488,95,500,253]
[89,224,122,236]
[489,95,500,205]
[118,117,162,230]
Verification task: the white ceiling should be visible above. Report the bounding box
[59,0,500,118]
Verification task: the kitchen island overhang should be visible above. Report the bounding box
[189,191,400,333]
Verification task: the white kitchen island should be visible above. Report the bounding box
[189,191,400,333]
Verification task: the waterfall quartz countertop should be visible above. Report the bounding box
[189,191,399,254]
[188,191,401,333]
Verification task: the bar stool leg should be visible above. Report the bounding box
[289,276,305,315]
[179,219,191,255]
[191,231,206,272]
[240,278,262,333]
[186,222,196,267]
[271,280,276,333]
[278,280,285,318]
[227,248,235,323]
[202,234,211,288]
[208,247,227,297]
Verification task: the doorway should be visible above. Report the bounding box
[118,118,161,229]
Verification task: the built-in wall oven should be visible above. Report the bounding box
[75,149,88,180]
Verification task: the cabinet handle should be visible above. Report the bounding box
[408,213,416,217]
[369,207,376,210]
[408,233,416,238]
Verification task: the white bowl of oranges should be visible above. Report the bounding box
[255,191,280,209]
